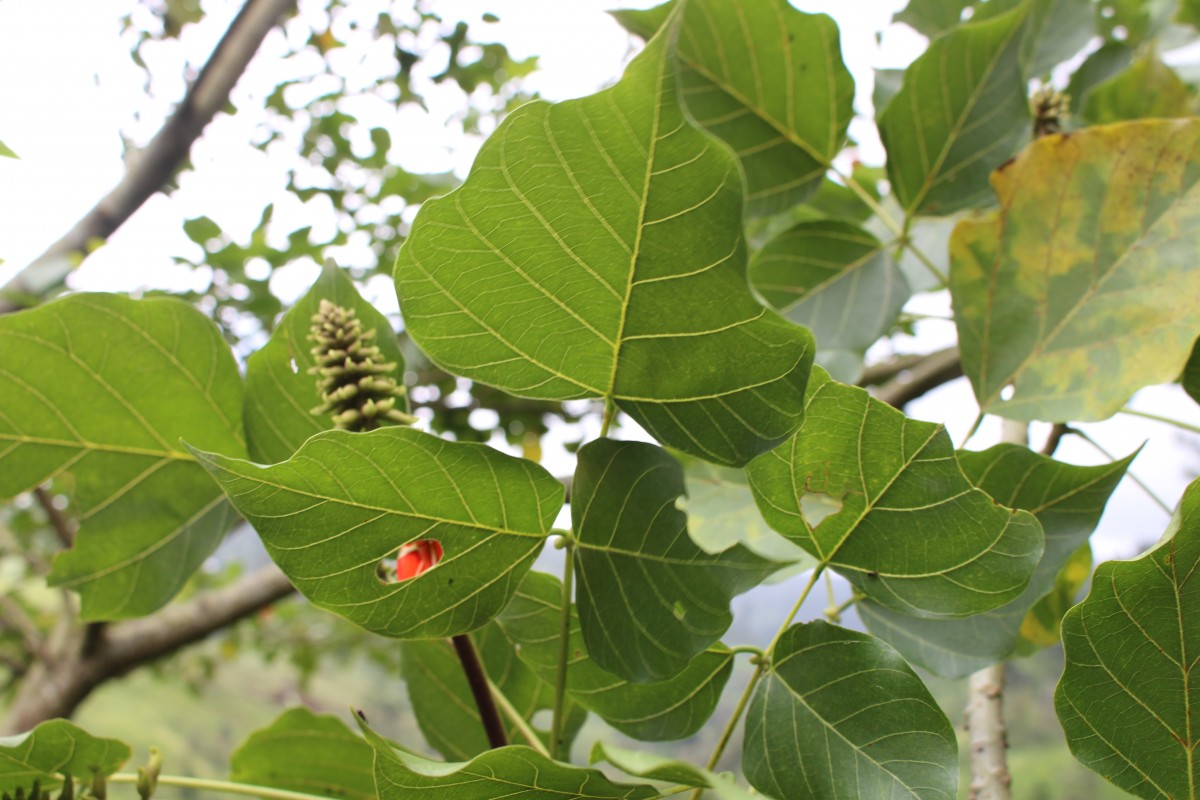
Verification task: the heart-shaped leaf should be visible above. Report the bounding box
[952,119,1200,421]
[191,427,562,638]
[358,720,656,800]
[573,439,780,682]
[747,368,1044,617]
[750,219,910,382]
[402,623,586,760]
[394,23,813,467]
[675,0,854,216]
[245,261,408,463]
[878,4,1030,216]
[497,571,734,742]
[0,294,244,619]
[859,444,1130,677]
[1056,477,1200,799]
[230,708,373,800]
[742,621,957,800]
[0,720,130,793]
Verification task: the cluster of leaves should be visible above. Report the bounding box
[4,0,1200,798]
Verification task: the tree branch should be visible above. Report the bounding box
[872,347,962,409]
[2,564,294,734]
[34,487,75,548]
[0,0,296,313]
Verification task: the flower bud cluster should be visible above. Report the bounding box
[307,299,417,431]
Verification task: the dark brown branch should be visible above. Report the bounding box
[2,564,294,734]
[451,634,508,749]
[0,597,45,662]
[873,347,962,409]
[33,487,75,548]
[857,352,935,388]
[1040,422,1071,457]
[0,0,296,313]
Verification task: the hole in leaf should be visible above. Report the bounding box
[288,357,299,374]
[1000,383,1015,401]
[800,492,843,528]
[380,539,444,583]
[531,709,553,729]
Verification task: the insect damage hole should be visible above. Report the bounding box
[379,539,444,583]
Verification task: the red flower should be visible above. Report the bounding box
[395,539,443,581]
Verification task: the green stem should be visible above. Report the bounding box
[599,398,617,438]
[549,536,576,761]
[695,565,826,788]
[1069,428,1174,515]
[487,676,550,756]
[107,774,333,800]
[824,590,861,623]
[1118,407,1200,436]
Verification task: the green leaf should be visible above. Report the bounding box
[402,624,586,760]
[859,444,1130,677]
[1055,477,1200,799]
[878,5,1031,216]
[229,708,374,800]
[1097,0,1175,44]
[0,140,18,159]
[590,743,757,800]
[1066,42,1134,117]
[608,1,673,40]
[951,119,1200,421]
[245,261,408,462]
[0,294,244,619]
[680,456,813,565]
[0,720,130,793]
[496,571,735,741]
[1082,55,1192,125]
[1014,542,1091,653]
[358,720,657,800]
[395,25,813,467]
[742,621,957,800]
[873,68,906,117]
[893,0,971,37]
[750,219,910,382]
[183,216,222,246]
[573,439,779,682]
[1183,338,1200,407]
[1021,0,1097,77]
[1182,0,1200,29]
[675,0,855,215]
[747,368,1044,617]
[191,427,563,638]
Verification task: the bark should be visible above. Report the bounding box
[872,347,962,409]
[0,0,296,313]
[2,564,294,734]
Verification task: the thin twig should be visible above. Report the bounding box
[1040,423,1070,457]
[873,347,962,409]
[549,538,576,760]
[33,486,74,548]
[1068,428,1174,515]
[451,634,508,749]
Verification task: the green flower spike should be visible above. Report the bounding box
[308,299,417,431]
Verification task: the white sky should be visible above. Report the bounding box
[1,0,1198,561]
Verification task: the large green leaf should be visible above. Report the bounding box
[573,439,779,682]
[1021,0,1097,77]
[859,444,1130,677]
[952,119,1200,422]
[1082,55,1191,125]
[0,720,130,793]
[358,721,656,800]
[496,571,734,741]
[1066,42,1134,117]
[394,23,813,467]
[674,0,854,215]
[878,5,1030,216]
[591,743,756,800]
[245,261,408,463]
[742,622,957,800]
[229,708,374,800]
[402,623,586,760]
[609,1,673,40]
[191,427,562,638]
[1055,478,1200,799]
[0,294,244,619]
[747,368,1043,618]
[750,219,910,382]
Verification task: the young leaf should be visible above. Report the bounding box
[675,0,854,215]
[878,5,1030,216]
[394,23,813,467]
[750,219,910,382]
[191,427,563,638]
[1056,478,1200,799]
[402,624,586,760]
[357,719,657,800]
[591,743,757,800]
[742,621,957,800]
[0,294,245,619]
[245,261,408,463]
[0,139,17,159]
[747,368,1044,618]
[496,571,735,741]
[859,444,1131,677]
[230,708,374,800]
[0,720,130,793]
[573,439,780,682]
[952,119,1200,422]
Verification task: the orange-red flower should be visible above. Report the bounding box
[395,539,443,581]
